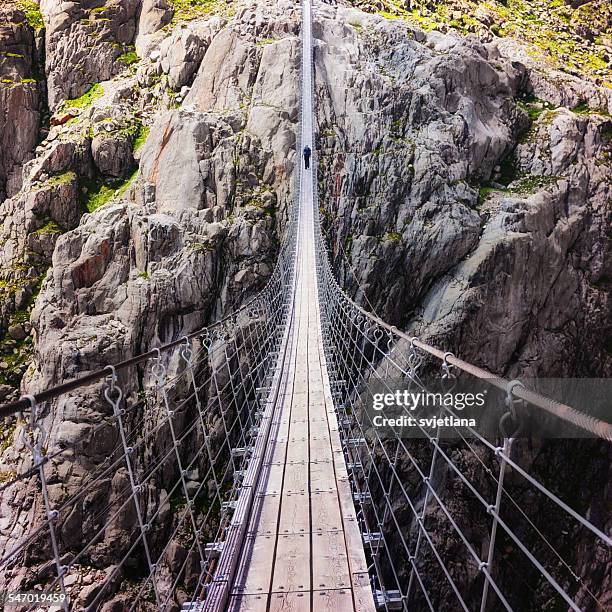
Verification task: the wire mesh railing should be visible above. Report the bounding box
[2,0,611,610]
[311,120,612,612]
[306,5,611,607]
[0,163,300,612]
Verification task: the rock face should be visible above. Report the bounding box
[0,0,300,606]
[349,0,612,86]
[312,4,611,610]
[0,4,43,200]
[138,0,173,38]
[314,4,611,379]
[0,0,610,609]
[40,0,141,110]
[159,21,216,90]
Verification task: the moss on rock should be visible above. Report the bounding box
[62,83,104,110]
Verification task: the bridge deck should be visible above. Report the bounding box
[226,2,374,610]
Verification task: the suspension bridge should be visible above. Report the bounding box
[0,1,611,611]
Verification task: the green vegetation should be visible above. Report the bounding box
[518,107,558,146]
[571,101,611,117]
[116,169,139,198]
[190,240,215,254]
[133,124,150,151]
[90,118,149,151]
[572,101,592,114]
[385,231,402,243]
[6,52,24,59]
[33,219,62,235]
[0,266,47,388]
[256,38,279,46]
[17,1,44,31]
[117,48,139,66]
[0,435,16,457]
[244,185,276,218]
[479,174,561,204]
[46,171,77,187]
[511,174,561,194]
[517,94,548,121]
[63,83,104,110]
[171,0,233,23]
[83,181,117,212]
[81,171,139,212]
[370,0,611,84]
[478,186,496,205]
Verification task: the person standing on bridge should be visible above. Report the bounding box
[303,145,312,170]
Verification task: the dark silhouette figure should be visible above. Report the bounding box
[303,145,311,170]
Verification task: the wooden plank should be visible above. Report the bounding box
[335,466,359,523]
[279,491,310,534]
[311,530,351,590]
[309,435,334,464]
[352,572,377,611]
[226,593,268,612]
[271,416,291,440]
[289,394,309,418]
[259,462,285,495]
[342,517,369,575]
[285,435,310,464]
[308,405,328,419]
[288,421,310,440]
[309,420,329,434]
[282,461,309,493]
[308,378,325,392]
[233,534,275,594]
[311,490,343,532]
[293,374,309,389]
[312,589,355,611]
[271,533,310,592]
[269,445,288,465]
[247,493,280,535]
[310,459,336,493]
[268,591,310,612]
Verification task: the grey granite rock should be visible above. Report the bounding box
[41,0,140,110]
[0,4,42,201]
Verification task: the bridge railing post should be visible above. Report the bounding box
[103,367,162,608]
[21,395,70,611]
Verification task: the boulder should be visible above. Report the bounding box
[91,134,135,178]
[160,22,215,90]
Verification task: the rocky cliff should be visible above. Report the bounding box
[312,4,610,608]
[0,0,610,609]
[315,1,611,378]
[1,0,300,605]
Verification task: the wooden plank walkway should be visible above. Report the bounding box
[226,3,375,609]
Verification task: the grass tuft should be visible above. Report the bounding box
[17,1,44,31]
[81,170,139,213]
[117,50,139,66]
[133,124,150,151]
[63,83,104,110]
